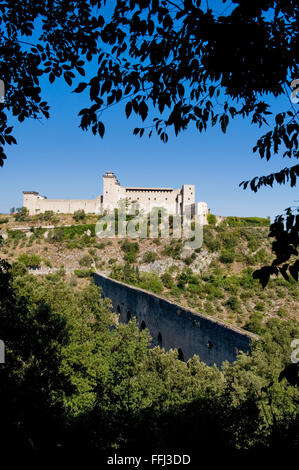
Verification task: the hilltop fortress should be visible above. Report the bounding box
[23,171,209,222]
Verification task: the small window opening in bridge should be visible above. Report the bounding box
[207,341,213,350]
[157,332,162,347]
[140,320,146,331]
[116,305,121,314]
[178,348,184,361]
[127,311,132,323]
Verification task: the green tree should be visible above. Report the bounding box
[0,1,298,280]
[207,213,217,225]
[0,260,72,450]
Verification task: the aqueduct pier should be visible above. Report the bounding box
[94,273,257,368]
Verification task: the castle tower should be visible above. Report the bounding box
[181,184,195,215]
[102,171,125,210]
[23,191,39,215]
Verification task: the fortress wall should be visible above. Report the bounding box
[34,198,99,214]
[94,273,257,368]
[124,189,180,214]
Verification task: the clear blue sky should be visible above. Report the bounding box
[0,4,297,218]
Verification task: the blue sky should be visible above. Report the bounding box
[0,3,297,218]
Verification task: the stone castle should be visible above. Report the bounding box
[23,171,208,222]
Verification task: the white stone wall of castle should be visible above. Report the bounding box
[102,175,126,210]
[194,201,208,225]
[181,184,195,212]
[23,172,208,222]
[124,188,180,214]
[23,193,101,215]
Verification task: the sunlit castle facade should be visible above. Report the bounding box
[23,171,208,222]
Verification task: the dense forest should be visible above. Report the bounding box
[0,252,298,453]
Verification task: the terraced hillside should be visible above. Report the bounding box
[0,211,298,334]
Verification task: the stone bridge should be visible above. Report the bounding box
[94,272,257,368]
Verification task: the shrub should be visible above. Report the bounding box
[7,230,26,243]
[74,269,92,278]
[108,258,117,265]
[139,273,164,294]
[225,295,241,311]
[96,242,106,249]
[79,255,93,267]
[162,241,182,259]
[88,248,97,257]
[207,213,217,225]
[244,312,264,334]
[255,301,266,312]
[10,261,28,277]
[255,248,269,263]
[69,276,77,287]
[248,239,259,252]
[219,250,235,263]
[205,301,215,316]
[66,240,80,249]
[160,272,175,289]
[204,235,221,252]
[17,253,42,269]
[177,267,200,289]
[277,308,288,318]
[226,216,270,227]
[44,259,52,268]
[50,224,96,242]
[14,207,29,222]
[0,217,9,224]
[184,252,196,265]
[121,240,139,263]
[45,273,62,282]
[276,288,286,299]
[143,251,158,263]
[221,232,238,250]
[73,210,86,222]
[36,210,56,222]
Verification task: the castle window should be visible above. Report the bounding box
[140,320,146,331]
[127,311,132,323]
[157,332,162,347]
[165,198,167,200]
[148,197,150,200]
[207,341,213,350]
[116,305,121,314]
